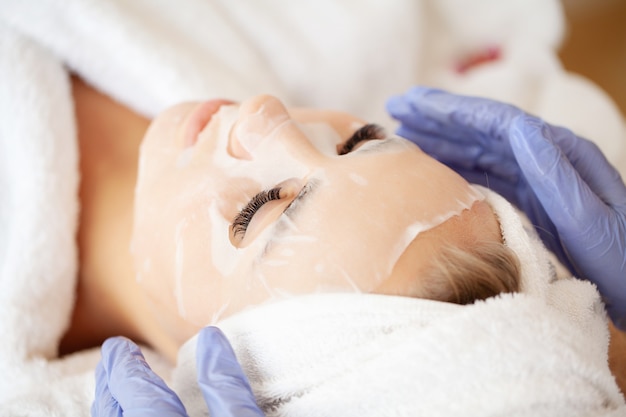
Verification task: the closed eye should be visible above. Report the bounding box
[229,179,311,247]
[231,188,282,241]
[337,124,387,155]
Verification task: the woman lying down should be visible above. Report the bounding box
[68,82,518,356]
[81,79,626,415]
[6,79,625,416]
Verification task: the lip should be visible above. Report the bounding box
[183,99,234,147]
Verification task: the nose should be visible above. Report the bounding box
[228,95,323,164]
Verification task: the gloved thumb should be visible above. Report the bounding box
[510,116,626,327]
[511,115,621,231]
[196,327,265,417]
[96,337,188,417]
[509,116,614,271]
[509,116,605,225]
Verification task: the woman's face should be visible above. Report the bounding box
[132,95,482,343]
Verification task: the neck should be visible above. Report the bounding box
[60,76,178,361]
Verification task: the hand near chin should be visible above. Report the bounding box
[92,327,264,417]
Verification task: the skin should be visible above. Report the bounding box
[131,93,487,350]
[63,77,495,361]
[61,76,626,398]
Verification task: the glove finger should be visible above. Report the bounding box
[387,86,522,150]
[196,327,264,417]
[388,95,484,146]
[545,123,626,210]
[396,125,484,165]
[91,360,123,417]
[509,116,616,266]
[539,120,626,315]
[388,94,467,139]
[101,337,188,417]
[396,126,521,181]
[510,116,615,228]
[512,116,626,325]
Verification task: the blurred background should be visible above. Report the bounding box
[560,0,626,117]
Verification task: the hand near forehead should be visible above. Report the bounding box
[92,327,264,417]
[386,86,626,328]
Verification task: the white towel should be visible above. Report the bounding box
[1,1,625,415]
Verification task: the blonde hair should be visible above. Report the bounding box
[418,240,521,305]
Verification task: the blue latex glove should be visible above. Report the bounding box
[386,86,626,328]
[92,327,264,417]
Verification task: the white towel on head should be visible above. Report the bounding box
[171,187,626,416]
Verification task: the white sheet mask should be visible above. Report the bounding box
[131,97,483,336]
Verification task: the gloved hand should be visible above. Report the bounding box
[92,327,264,417]
[386,86,626,328]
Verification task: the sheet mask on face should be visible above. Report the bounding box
[131,96,483,340]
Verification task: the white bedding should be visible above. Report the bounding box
[1,0,625,415]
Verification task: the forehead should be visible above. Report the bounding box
[258,140,481,261]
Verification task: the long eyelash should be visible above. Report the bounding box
[232,187,282,238]
[338,123,386,155]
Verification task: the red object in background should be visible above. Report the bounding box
[455,46,501,74]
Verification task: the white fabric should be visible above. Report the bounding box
[0,0,625,415]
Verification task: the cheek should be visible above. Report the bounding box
[132,198,229,330]
[143,103,198,149]
[132,210,223,345]
[132,171,270,329]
